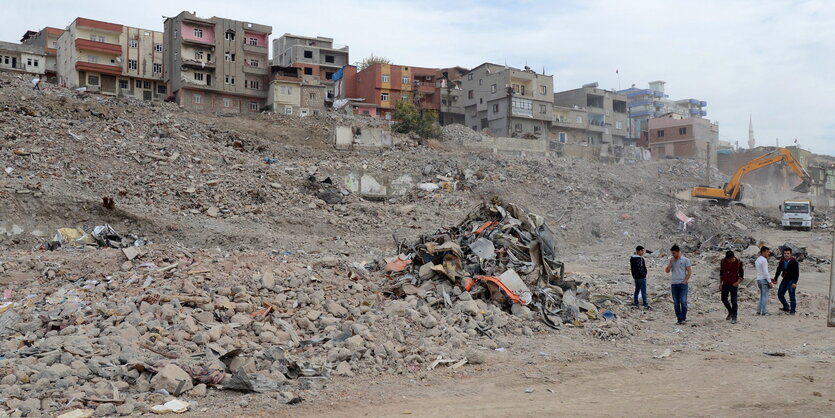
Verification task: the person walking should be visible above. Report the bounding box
[755,246,773,315]
[719,250,743,323]
[630,246,652,309]
[773,247,800,314]
[664,244,692,324]
[31,77,41,91]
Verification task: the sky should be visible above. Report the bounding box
[5,0,835,155]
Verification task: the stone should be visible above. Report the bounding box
[19,398,41,414]
[94,403,117,417]
[510,304,532,319]
[230,313,253,327]
[189,383,207,397]
[466,349,487,365]
[115,403,135,416]
[149,363,193,396]
[261,271,276,289]
[206,206,219,217]
[325,300,348,317]
[458,291,473,301]
[335,361,353,377]
[344,335,365,352]
[305,310,322,321]
[384,300,411,317]
[456,300,479,315]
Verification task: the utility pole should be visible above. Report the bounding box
[506,85,514,137]
[829,226,835,326]
[446,78,452,126]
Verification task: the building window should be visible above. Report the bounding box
[223,98,232,108]
[534,126,541,133]
[193,94,202,104]
[304,50,313,59]
[539,104,547,114]
[225,76,235,85]
[285,106,293,115]
[325,55,334,63]
[154,44,163,52]
[193,72,204,81]
[479,98,483,104]
[468,90,473,99]
[33,60,39,67]
[128,60,137,70]
[492,104,499,113]
[144,31,150,36]
[514,123,522,132]
[153,63,162,73]
[576,116,582,124]
[679,127,687,135]
[143,81,151,89]
[98,36,105,42]
[309,92,315,99]
[489,84,496,94]
[657,129,665,138]
[26,58,32,66]
[193,28,203,38]
[129,40,138,48]
[381,92,389,101]
[559,132,567,143]
[87,75,99,85]
[248,58,259,67]
[402,76,409,84]
[304,67,313,75]
[195,51,203,60]
[207,53,212,61]
[135,80,142,88]
[467,73,473,80]
[119,80,128,89]
[616,121,622,130]
[247,37,258,46]
[245,80,260,89]
[225,31,235,41]
[87,55,98,63]
[540,85,546,95]
[225,53,236,62]
[157,85,166,94]
[325,71,334,79]
[382,74,390,83]
[250,102,259,111]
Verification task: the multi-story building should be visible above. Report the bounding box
[349,63,439,119]
[55,18,165,100]
[163,11,271,113]
[272,34,349,104]
[618,80,707,140]
[438,66,468,126]
[20,27,64,79]
[459,63,553,138]
[647,113,718,162]
[0,41,47,76]
[266,65,326,117]
[551,83,628,146]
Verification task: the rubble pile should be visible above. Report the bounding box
[441,124,483,143]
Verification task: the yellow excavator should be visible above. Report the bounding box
[691,148,811,204]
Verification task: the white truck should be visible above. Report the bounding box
[779,199,813,231]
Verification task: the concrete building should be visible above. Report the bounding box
[459,63,553,138]
[647,114,718,162]
[55,18,165,100]
[163,11,271,113]
[266,65,326,116]
[618,81,707,140]
[551,83,628,146]
[350,63,439,119]
[20,27,64,79]
[0,41,47,76]
[272,34,349,104]
[438,66,468,126]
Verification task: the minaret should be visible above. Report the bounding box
[748,115,756,148]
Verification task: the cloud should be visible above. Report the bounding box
[3,0,834,154]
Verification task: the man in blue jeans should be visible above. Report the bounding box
[630,246,652,309]
[664,244,692,325]
[773,247,800,314]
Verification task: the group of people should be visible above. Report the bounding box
[629,244,800,325]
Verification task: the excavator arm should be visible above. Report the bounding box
[692,148,812,202]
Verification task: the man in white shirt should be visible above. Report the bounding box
[755,246,773,315]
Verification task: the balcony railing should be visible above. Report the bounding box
[242,43,267,54]
[75,61,122,76]
[243,65,268,75]
[182,59,216,69]
[75,38,122,55]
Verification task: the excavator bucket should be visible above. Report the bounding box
[792,180,811,193]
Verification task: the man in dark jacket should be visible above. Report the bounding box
[773,247,800,314]
[719,250,744,323]
[630,246,651,309]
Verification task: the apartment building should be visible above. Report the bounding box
[438,66,468,126]
[163,11,271,113]
[459,63,553,138]
[55,18,165,100]
[272,34,349,104]
[349,63,439,119]
[647,113,718,162]
[20,27,64,79]
[552,83,628,146]
[0,41,46,76]
[618,80,707,140]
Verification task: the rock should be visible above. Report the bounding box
[19,398,41,415]
[230,313,253,327]
[465,349,487,365]
[344,335,364,352]
[306,310,322,321]
[384,300,410,317]
[510,304,532,319]
[206,206,219,217]
[115,403,135,416]
[458,291,473,301]
[189,383,207,397]
[94,403,117,417]
[456,300,479,315]
[149,363,193,395]
[261,271,275,289]
[335,361,353,377]
[325,300,348,317]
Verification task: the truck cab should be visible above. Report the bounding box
[780,200,813,231]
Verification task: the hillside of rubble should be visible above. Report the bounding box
[1,72,834,417]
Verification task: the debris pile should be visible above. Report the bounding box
[441,124,483,143]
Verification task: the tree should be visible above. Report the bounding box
[358,54,391,71]
[392,99,441,139]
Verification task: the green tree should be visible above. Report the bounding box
[392,99,440,139]
[358,54,392,71]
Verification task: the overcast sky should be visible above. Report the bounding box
[5,0,834,155]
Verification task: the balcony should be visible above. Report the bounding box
[75,61,122,76]
[182,59,216,69]
[652,91,664,97]
[689,108,700,115]
[688,99,700,105]
[653,101,664,108]
[75,38,122,55]
[629,109,653,117]
[242,43,268,54]
[182,37,214,47]
[243,65,268,75]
